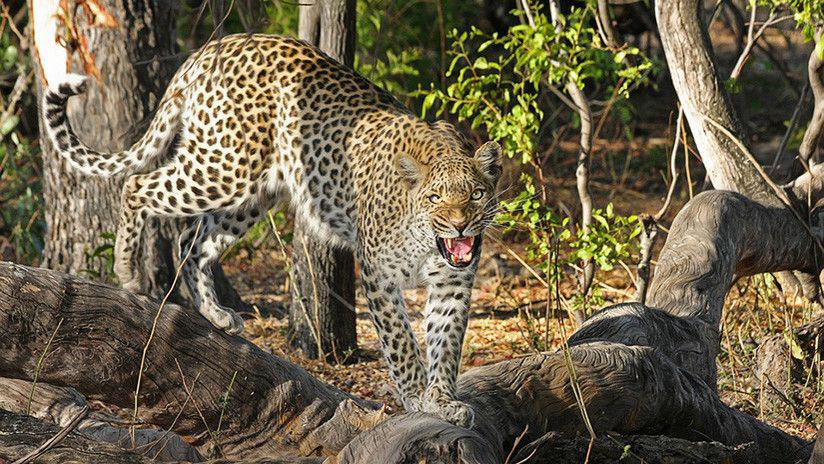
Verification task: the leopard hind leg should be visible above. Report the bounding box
[178,207,265,334]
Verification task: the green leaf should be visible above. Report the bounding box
[0,115,19,136]
[784,332,806,361]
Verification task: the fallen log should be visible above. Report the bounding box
[0,407,745,464]
[0,408,326,464]
[0,189,818,463]
[0,377,201,462]
[0,261,383,460]
[0,408,152,464]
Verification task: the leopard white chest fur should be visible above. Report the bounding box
[43,33,501,427]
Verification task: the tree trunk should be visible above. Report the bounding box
[655,0,824,380]
[655,0,775,205]
[34,0,250,311]
[288,0,358,361]
[37,0,179,296]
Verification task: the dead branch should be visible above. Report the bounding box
[800,28,824,164]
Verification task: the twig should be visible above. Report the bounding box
[138,362,201,459]
[132,218,203,441]
[655,109,684,221]
[268,212,324,356]
[11,405,89,464]
[504,425,530,464]
[215,370,238,438]
[729,11,792,81]
[634,215,657,304]
[635,109,684,303]
[0,70,32,129]
[174,360,214,439]
[771,82,810,172]
[538,0,597,308]
[26,318,64,415]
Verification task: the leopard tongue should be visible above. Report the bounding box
[445,237,474,263]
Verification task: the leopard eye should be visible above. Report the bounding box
[470,189,485,200]
[428,193,441,203]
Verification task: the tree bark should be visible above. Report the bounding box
[656,0,824,305]
[0,377,201,462]
[288,0,358,361]
[34,0,250,312]
[0,262,382,460]
[811,425,824,464]
[36,0,179,295]
[0,409,152,464]
[655,0,776,206]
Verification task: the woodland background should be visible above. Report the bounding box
[0,0,824,462]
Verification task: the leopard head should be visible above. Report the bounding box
[396,140,502,268]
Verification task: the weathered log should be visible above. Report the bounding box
[811,425,824,464]
[0,408,325,464]
[0,407,747,464]
[0,262,383,460]
[1,175,821,464]
[0,409,152,463]
[509,432,745,464]
[0,377,201,462]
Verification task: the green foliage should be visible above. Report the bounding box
[420,3,653,160]
[80,232,116,279]
[569,204,640,271]
[757,0,824,41]
[0,29,41,264]
[354,0,479,103]
[0,132,44,263]
[419,1,651,286]
[262,1,299,35]
[357,48,422,96]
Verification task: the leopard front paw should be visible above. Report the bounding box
[423,398,475,428]
[402,395,424,412]
[199,302,244,335]
[114,261,140,292]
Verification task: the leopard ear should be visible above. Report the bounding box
[474,141,502,181]
[395,153,427,189]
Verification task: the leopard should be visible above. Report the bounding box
[42,33,502,427]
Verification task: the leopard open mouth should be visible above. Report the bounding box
[436,235,482,268]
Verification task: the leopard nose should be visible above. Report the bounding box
[451,219,468,235]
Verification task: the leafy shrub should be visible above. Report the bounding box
[419,1,652,292]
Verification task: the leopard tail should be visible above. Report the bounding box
[41,73,182,178]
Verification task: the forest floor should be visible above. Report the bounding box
[222,172,823,443]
